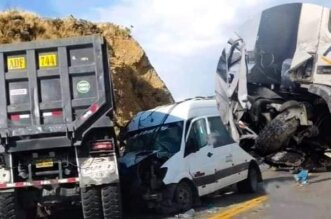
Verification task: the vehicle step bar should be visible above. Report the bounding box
[0,177,79,189]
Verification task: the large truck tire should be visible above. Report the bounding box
[256,112,299,155]
[81,186,103,219]
[0,191,36,219]
[101,184,122,219]
[0,192,17,219]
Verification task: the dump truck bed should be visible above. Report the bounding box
[0,35,113,151]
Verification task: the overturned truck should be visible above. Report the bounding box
[216,3,331,169]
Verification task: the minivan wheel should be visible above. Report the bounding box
[81,186,103,219]
[174,181,193,212]
[237,166,260,193]
[101,183,122,219]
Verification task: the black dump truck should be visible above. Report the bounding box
[0,35,121,219]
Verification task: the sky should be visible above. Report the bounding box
[1,0,331,101]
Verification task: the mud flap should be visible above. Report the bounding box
[79,156,119,187]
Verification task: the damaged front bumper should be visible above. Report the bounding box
[138,184,178,211]
[121,174,176,210]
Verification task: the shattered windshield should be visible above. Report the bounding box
[125,121,184,154]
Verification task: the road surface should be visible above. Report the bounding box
[126,168,331,219]
[52,168,331,218]
[200,169,331,219]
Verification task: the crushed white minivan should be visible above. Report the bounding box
[119,98,262,213]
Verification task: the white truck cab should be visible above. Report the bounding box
[120,98,262,213]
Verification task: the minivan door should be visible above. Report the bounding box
[207,116,237,189]
[184,117,217,196]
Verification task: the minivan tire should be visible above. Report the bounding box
[81,186,103,219]
[101,183,122,219]
[174,181,194,212]
[237,166,260,193]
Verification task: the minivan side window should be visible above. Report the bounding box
[208,117,234,147]
[185,118,208,156]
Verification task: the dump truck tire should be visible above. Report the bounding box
[81,186,103,219]
[256,112,299,155]
[0,191,36,219]
[101,184,122,219]
[0,192,17,219]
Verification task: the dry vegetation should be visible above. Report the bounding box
[0,10,174,126]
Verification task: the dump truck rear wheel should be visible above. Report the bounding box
[256,112,299,155]
[0,191,17,219]
[0,191,35,219]
[81,186,103,219]
[101,183,122,219]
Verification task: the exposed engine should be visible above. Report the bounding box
[119,152,171,211]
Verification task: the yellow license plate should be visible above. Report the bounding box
[39,53,57,68]
[36,160,54,168]
[7,57,26,70]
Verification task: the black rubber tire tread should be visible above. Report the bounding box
[101,184,122,219]
[0,192,17,219]
[81,186,103,219]
[237,166,259,193]
[256,112,299,155]
[174,181,194,212]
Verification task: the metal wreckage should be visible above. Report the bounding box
[215,3,331,170]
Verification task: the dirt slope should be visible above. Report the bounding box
[0,10,174,126]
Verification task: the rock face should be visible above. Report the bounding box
[0,10,174,126]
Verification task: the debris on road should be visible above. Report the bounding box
[293,168,309,185]
[175,209,195,218]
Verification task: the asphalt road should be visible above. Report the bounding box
[52,168,331,218]
[235,169,331,219]
[199,168,331,219]
[127,168,331,219]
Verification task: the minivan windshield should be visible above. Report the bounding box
[125,121,184,155]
